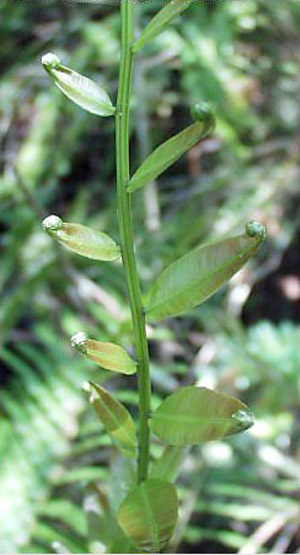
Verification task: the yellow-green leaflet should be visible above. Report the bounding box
[150,386,254,445]
[127,107,215,193]
[86,381,137,458]
[42,215,120,261]
[117,479,178,552]
[71,332,136,375]
[133,0,192,52]
[42,52,115,116]
[150,446,185,482]
[146,221,267,320]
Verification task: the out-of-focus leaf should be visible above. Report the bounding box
[150,446,185,482]
[127,103,215,192]
[133,0,192,52]
[32,522,86,554]
[71,332,136,375]
[108,455,136,512]
[37,500,86,536]
[42,52,115,116]
[117,479,178,552]
[42,215,120,261]
[52,467,108,486]
[150,386,254,445]
[146,221,267,320]
[85,381,137,458]
[84,484,136,553]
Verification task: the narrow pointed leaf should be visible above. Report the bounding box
[85,381,137,458]
[42,52,115,116]
[71,332,136,375]
[146,221,267,320]
[150,446,186,482]
[117,479,178,552]
[133,0,192,52]
[150,386,254,446]
[42,215,120,261]
[127,104,215,193]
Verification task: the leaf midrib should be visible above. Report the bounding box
[147,239,257,316]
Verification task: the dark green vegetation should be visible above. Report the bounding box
[1,1,300,553]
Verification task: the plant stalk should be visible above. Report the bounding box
[115,0,151,483]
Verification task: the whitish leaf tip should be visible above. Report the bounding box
[231,409,254,431]
[71,331,88,353]
[190,102,215,126]
[42,215,63,232]
[42,52,60,70]
[246,220,267,241]
[81,381,92,393]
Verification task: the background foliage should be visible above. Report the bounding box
[1,0,300,553]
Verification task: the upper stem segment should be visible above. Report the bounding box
[115,0,151,483]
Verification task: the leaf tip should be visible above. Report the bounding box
[41,52,60,70]
[81,381,92,393]
[246,220,267,242]
[42,214,63,234]
[231,408,254,432]
[71,331,88,354]
[190,101,215,127]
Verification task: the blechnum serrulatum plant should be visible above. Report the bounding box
[41,1,267,552]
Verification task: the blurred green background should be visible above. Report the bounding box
[1,0,300,553]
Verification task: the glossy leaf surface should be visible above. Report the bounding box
[86,381,137,457]
[146,222,267,320]
[133,0,192,52]
[117,479,178,552]
[150,386,254,445]
[127,107,215,193]
[150,446,185,482]
[71,332,136,375]
[42,53,115,116]
[43,215,120,261]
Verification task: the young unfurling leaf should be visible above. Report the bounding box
[127,103,215,193]
[150,386,254,445]
[42,52,115,116]
[133,0,192,53]
[117,479,178,552]
[146,221,267,321]
[42,215,120,261]
[84,381,137,458]
[71,332,136,375]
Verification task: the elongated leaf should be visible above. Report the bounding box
[127,104,215,193]
[150,446,186,482]
[71,332,136,375]
[146,221,267,320]
[42,215,120,261]
[42,52,115,116]
[117,479,178,552]
[133,0,192,52]
[84,381,137,458]
[150,386,254,445]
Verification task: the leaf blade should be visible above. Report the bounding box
[117,479,178,552]
[127,105,215,193]
[71,332,136,375]
[146,221,267,320]
[86,381,137,458]
[42,52,115,116]
[150,386,254,445]
[133,0,192,52]
[150,446,186,482]
[43,215,120,261]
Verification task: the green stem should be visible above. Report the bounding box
[116,0,151,483]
